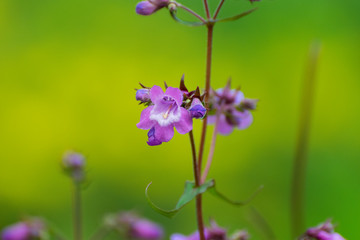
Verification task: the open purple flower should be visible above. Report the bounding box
[136,0,169,16]
[137,85,193,146]
[207,86,255,135]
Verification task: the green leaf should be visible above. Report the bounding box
[170,11,205,27]
[208,182,263,206]
[145,180,214,218]
[216,8,258,23]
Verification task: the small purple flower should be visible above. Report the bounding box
[208,86,255,135]
[62,151,86,182]
[1,223,29,240]
[189,98,207,119]
[136,89,151,103]
[1,219,46,240]
[301,220,345,240]
[137,85,193,145]
[170,221,228,240]
[105,212,163,240]
[136,0,169,16]
[131,219,164,240]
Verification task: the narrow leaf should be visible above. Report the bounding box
[170,11,205,27]
[217,8,258,23]
[208,182,263,206]
[145,180,214,218]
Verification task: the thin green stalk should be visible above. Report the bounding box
[73,183,82,240]
[290,41,321,239]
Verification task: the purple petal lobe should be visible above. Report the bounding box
[154,124,174,142]
[189,98,206,119]
[174,108,193,134]
[137,106,155,130]
[170,234,188,240]
[216,115,234,135]
[150,85,165,104]
[234,110,253,129]
[165,87,183,107]
[131,219,164,240]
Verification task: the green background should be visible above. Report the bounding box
[0,0,359,239]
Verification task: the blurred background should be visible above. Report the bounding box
[0,0,359,239]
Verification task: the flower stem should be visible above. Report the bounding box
[73,182,82,240]
[213,0,225,19]
[203,0,211,19]
[195,23,215,240]
[201,111,220,184]
[290,41,321,239]
[189,130,200,184]
[176,3,207,24]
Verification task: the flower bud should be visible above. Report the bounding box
[168,3,177,12]
[147,127,162,146]
[136,1,159,15]
[231,231,249,240]
[62,151,86,182]
[136,89,151,103]
[189,98,206,119]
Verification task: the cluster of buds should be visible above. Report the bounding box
[136,0,170,16]
[136,75,206,146]
[299,220,345,240]
[1,218,47,240]
[170,220,249,240]
[105,211,163,240]
[62,151,86,183]
[207,81,257,135]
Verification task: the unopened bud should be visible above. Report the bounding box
[62,151,86,182]
[1,218,47,240]
[189,98,206,119]
[168,3,177,12]
[136,89,151,103]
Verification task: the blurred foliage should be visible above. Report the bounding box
[0,0,359,239]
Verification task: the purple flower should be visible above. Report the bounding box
[105,212,163,240]
[189,98,207,119]
[136,0,169,16]
[131,220,164,240]
[1,219,46,240]
[302,220,345,240]
[1,223,29,240]
[136,89,151,103]
[170,221,227,240]
[207,87,255,135]
[62,151,86,182]
[137,85,193,145]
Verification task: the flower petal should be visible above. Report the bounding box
[234,110,253,129]
[207,115,217,125]
[154,124,174,142]
[170,234,188,240]
[174,108,193,134]
[137,106,155,130]
[217,114,234,135]
[165,87,183,107]
[150,85,164,103]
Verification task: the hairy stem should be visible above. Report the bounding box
[213,0,225,19]
[291,41,321,239]
[73,183,82,240]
